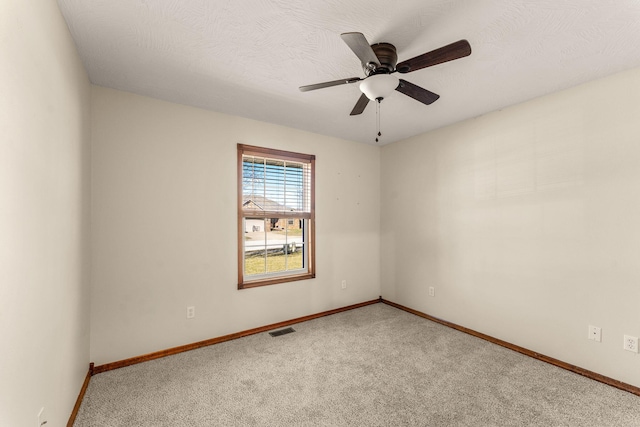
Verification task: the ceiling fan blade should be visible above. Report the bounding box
[299,77,362,92]
[350,93,370,116]
[340,32,380,68]
[396,79,440,105]
[396,40,471,74]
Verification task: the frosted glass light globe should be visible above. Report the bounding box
[359,74,399,101]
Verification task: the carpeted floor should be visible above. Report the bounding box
[73,303,640,426]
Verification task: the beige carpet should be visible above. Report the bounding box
[73,303,640,426]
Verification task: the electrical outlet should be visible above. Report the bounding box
[588,325,601,342]
[428,287,435,297]
[186,306,195,319]
[341,280,347,289]
[37,407,46,427]
[623,335,638,353]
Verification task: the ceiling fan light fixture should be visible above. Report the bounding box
[359,74,399,101]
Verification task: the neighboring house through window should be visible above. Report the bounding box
[237,144,315,289]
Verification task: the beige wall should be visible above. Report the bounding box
[381,67,640,387]
[90,86,381,365]
[0,1,91,426]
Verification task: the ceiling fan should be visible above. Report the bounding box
[299,32,471,116]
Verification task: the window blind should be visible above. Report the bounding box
[241,152,312,217]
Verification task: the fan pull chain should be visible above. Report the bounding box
[375,99,382,143]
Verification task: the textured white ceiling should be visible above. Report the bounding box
[57,0,640,145]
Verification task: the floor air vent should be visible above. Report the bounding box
[269,327,295,337]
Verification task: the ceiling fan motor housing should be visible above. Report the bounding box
[365,43,398,75]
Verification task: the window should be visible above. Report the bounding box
[237,144,315,289]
